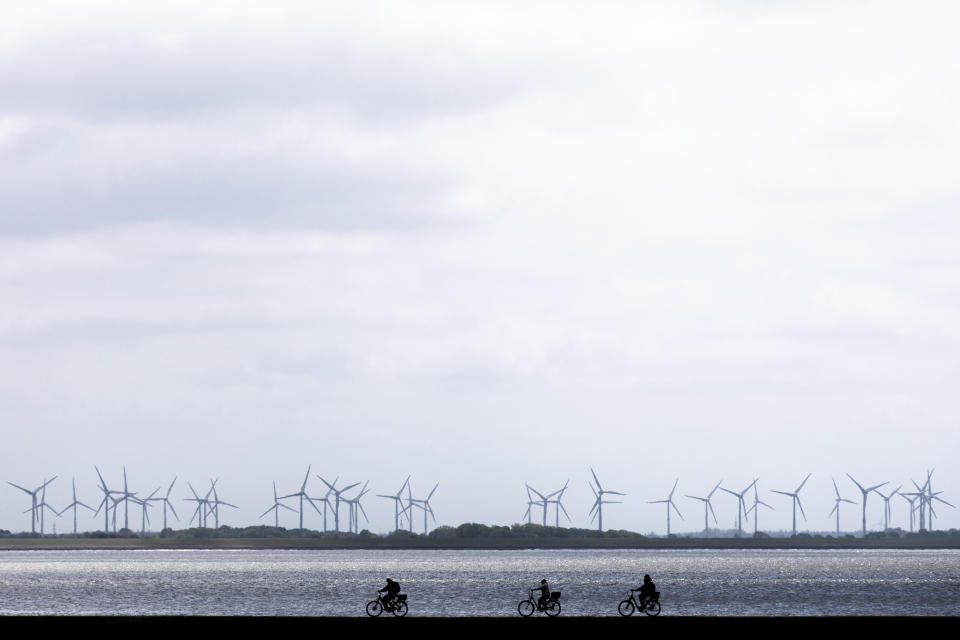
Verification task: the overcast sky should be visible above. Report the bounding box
[1,1,958,536]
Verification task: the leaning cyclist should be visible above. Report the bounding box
[379,577,401,609]
[637,574,657,608]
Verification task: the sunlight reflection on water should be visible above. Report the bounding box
[0,548,956,616]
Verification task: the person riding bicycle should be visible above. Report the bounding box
[378,578,401,610]
[533,579,550,610]
[637,574,657,608]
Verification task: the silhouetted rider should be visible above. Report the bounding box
[534,579,550,610]
[379,578,401,608]
[638,574,657,606]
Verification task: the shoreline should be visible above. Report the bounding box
[2,537,959,551]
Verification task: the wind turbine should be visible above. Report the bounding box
[771,473,812,536]
[318,475,360,532]
[546,480,571,527]
[261,481,297,527]
[134,490,157,534]
[685,480,722,535]
[8,477,57,534]
[184,481,215,528]
[587,467,624,531]
[720,479,757,538]
[145,477,179,531]
[846,473,887,537]
[745,482,774,536]
[208,480,238,529]
[898,491,919,532]
[58,478,96,535]
[377,476,410,532]
[876,486,901,532]
[648,478,683,536]
[828,478,856,536]
[922,469,954,531]
[343,481,370,533]
[522,485,538,525]
[408,482,439,535]
[526,484,550,526]
[93,466,121,533]
[279,466,323,530]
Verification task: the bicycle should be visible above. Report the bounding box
[617,588,661,617]
[517,588,561,617]
[365,592,408,617]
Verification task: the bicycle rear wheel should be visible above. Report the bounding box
[643,600,661,616]
[618,599,635,616]
[366,600,383,617]
[545,600,561,617]
[518,600,535,617]
[392,601,408,617]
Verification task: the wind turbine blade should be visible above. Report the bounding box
[797,497,807,521]
[797,473,811,492]
[671,502,684,520]
[669,478,679,498]
[7,482,31,494]
[358,502,369,522]
[166,476,177,497]
[590,467,602,491]
[559,502,571,522]
[427,483,439,500]
[832,478,840,498]
[301,465,312,492]
[828,504,838,517]
[846,473,865,492]
[279,503,297,513]
[317,476,336,491]
[708,502,717,524]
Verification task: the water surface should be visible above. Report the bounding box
[0,548,956,616]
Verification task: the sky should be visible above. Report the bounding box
[1,1,958,536]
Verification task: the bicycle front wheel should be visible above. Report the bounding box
[643,600,661,616]
[365,600,383,617]
[618,599,635,616]
[518,600,535,617]
[392,601,408,617]
[545,600,561,617]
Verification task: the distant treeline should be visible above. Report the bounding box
[3,522,960,543]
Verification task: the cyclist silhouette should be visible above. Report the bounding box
[378,578,401,609]
[534,579,550,610]
[638,574,657,607]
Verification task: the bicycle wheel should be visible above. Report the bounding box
[518,600,535,617]
[392,600,408,617]
[545,600,561,617]
[618,599,635,616]
[643,600,661,616]
[365,600,383,617]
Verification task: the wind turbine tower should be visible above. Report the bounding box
[280,466,322,530]
[587,467,624,532]
[771,473,812,537]
[720,479,757,538]
[546,480,571,527]
[318,476,360,532]
[145,477,179,531]
[648,478,683,536]
[828,478,856,536]
[846,473,887,537]
[377,476,411,532]
[745,482,774,536]
[685,480,722,535]
[58,478,96,536]
[8,477,57,535]
[261,481,297,527]
[408,482,439,535]
[876,486,901,531]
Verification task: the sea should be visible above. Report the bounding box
[0,548,957,617]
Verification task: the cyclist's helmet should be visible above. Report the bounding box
[541,579,547,584]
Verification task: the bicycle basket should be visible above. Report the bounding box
[397,594,407,602]
[551,591,561,600]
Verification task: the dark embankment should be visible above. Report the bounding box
[2,523,959,550]
[0,616,957,636]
